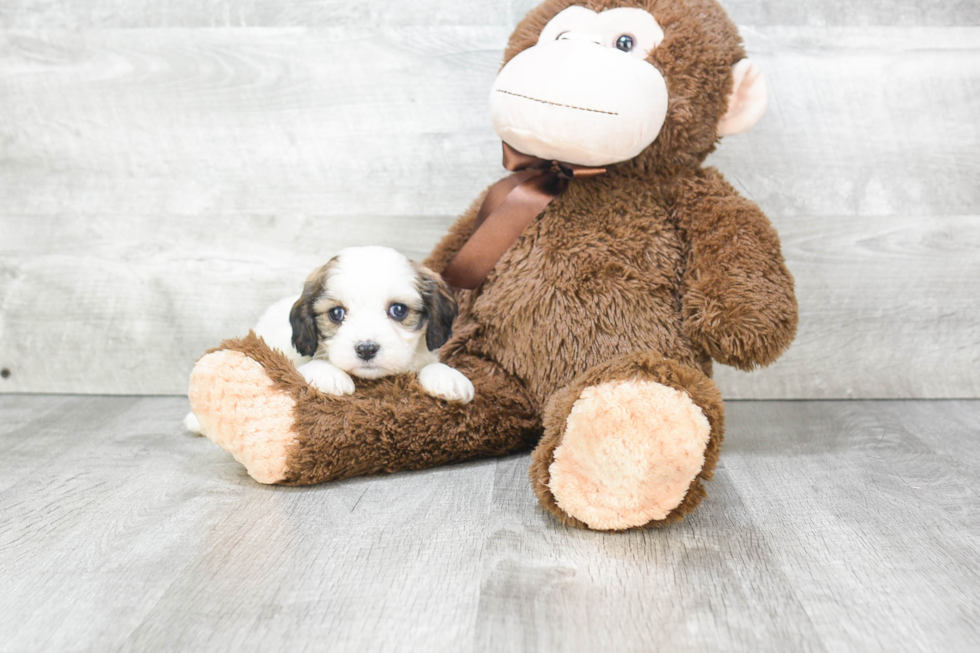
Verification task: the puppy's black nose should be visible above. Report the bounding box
[355,341,380,361]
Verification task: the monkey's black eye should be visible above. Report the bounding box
[388,303,409,321]
[327,307,345,323]
[615,34,634,52]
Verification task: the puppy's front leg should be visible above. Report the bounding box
[418,363,475,403]
[298,360,356,396]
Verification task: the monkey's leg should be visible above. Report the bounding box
[188,332,540,485]
[530,353,725,531]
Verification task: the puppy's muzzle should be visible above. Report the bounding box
[355,341,380,361]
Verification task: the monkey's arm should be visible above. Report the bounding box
[676,168,798,370]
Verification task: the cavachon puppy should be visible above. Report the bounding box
[287,246,473,403]
[186,246,472,435]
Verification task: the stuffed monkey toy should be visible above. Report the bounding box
[189,0,797,531]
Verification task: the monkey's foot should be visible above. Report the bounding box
[188,348,299,484]
[550,380,710,530]
[531,354,724,531]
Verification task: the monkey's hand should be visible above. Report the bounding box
[678,169,798,370]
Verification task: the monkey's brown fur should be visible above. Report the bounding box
[193,0,797,529]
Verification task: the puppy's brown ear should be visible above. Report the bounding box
[289,290,319,358]
[417,265,458,351]
[290,261,333,357]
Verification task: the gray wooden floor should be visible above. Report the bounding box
[1,396,978,652]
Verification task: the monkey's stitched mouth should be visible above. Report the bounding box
[496,89,619,116]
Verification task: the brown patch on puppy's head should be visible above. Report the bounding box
[413,263,458,351]
[290,258,338,357]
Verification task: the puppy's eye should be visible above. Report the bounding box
[556,31,569,41]
[327,307,345,323]
[615,34,634,52]
[388,303,409,321]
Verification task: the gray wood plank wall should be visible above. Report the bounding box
[1,2,978,397]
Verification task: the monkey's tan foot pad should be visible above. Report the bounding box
[548,379,711,530]
[189,350,299,484]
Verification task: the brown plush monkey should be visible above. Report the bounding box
[189,0,797,531]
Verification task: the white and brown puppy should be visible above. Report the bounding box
[288,246,473,403]
[185,246,472,435]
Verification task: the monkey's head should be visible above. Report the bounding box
[491,0,766,170]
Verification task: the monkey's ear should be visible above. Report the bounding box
[418,267,458,351]
[289,287,320,358]
[718,59,768,137]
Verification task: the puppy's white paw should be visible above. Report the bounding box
[183,411,205,436]
[419,363,475,403]
[299,360,355,396]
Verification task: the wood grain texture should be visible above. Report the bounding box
[1,0,978,28]
[1,25,979,397]
[3,212,977,398]
[1,395,978,651]
[0,27,980,398]
[0,213,456,394]
[715,213,980,400]
[2,27,978,218]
